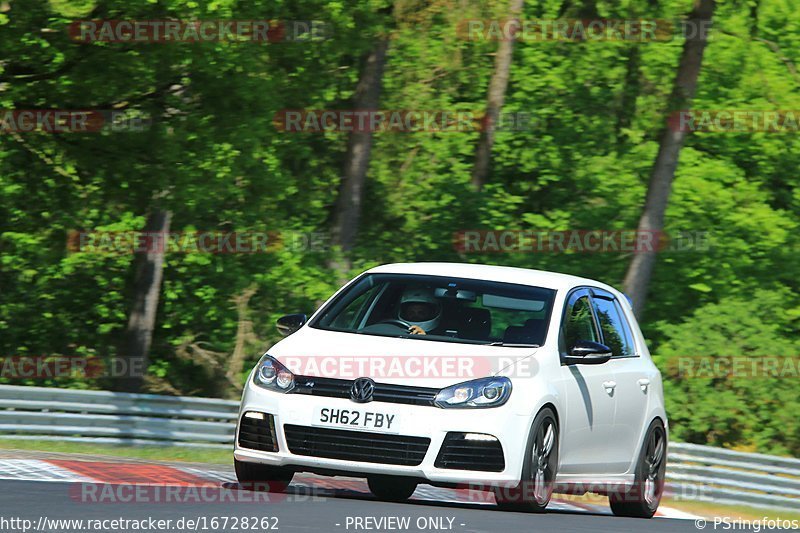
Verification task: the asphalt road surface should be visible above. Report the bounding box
[0,477,709,533]
[0,451,747,533]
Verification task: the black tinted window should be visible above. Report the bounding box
[562,295,598,349]
[593,297,634,356]
[312,273,555,345]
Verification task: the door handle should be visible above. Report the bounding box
[602,381,616,394]
[637,378,650,392]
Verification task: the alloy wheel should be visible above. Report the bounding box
[643,426,666,507]
[531,419,556,504]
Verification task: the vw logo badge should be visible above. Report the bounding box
[350,377,375,403]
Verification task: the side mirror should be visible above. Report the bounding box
[276,313,307,337]
[563,340,612,365]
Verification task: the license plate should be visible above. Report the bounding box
[313,407,399,433]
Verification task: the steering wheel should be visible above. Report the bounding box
[377,318,413,330]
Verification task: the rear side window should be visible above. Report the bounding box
[592,297,635,357]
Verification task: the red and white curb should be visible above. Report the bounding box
[657,507,705,520]
[0,458,696,518]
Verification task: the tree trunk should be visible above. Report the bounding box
[329,38,390,272]
[116,209,171,392]
[623,0,715,316]
[471,0,525,191]
[226,286,258,396]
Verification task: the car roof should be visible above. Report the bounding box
[365,262,620,294]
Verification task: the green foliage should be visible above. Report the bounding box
[655,290,800,456]
[0,0,798,453]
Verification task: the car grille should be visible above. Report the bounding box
[290,376,439,406]
[283,424,430,466]
[434,432,505,472]
[237,412,279,452]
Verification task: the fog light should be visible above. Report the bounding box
[463,433,498,441]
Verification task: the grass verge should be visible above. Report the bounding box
[661,497,800,522]
[0,438,231,464]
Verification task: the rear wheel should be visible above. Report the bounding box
[495,407,558,512]
[609,419,667,518]
[367,475,418,502]
[234,459,294,493]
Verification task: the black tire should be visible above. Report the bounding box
[234,459,294,493]
[609,419,667,519]
[367,475,418,502]
[494,407,559,513]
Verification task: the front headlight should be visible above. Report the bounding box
[434,376,512,408]
[252,354,295,392]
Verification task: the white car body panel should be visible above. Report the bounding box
[235,262,667,494]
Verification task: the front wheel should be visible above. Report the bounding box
[609,419,667,518]
[234,459,294,493]
[495,407,559,512]
[367,475,418,502]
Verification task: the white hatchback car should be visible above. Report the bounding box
[234,263,667,517]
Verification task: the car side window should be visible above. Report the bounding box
[592,296,634,357]
[614,300,637,354]
[562,295,599,350]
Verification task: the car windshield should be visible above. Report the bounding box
[310,273,556,345]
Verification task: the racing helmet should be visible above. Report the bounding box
[399,287,442,332]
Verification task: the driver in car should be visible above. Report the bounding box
[398,288,442,335]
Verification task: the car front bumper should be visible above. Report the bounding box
[233,382,531,487]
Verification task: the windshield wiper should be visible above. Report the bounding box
[483,341,540,348]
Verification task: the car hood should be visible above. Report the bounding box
[265,326,540,388]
